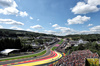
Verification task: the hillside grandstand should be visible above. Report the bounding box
[50,50,99,66]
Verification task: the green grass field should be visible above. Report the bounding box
[0,50,46,61]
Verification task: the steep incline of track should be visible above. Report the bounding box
[11,51,62,66]
[0,41,62,66]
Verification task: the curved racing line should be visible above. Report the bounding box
[10,51,62,66]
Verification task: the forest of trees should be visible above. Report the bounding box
[64,34,100,42]
[0,38,22,51]
[0,38,38,52]
[0,29,55,52]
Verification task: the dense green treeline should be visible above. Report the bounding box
[0,38,45,52]
[0,38,22,51]
[0,29,56,37]
[65,34,100,41]
[0,29,54,52]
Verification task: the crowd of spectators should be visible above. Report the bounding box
[53,50,99,66]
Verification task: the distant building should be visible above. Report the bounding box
[42,36,54,39]
[36,36,54,39]
[18,36,31,39]
[0,37,17,39]
[96,41,100,44]
[32,45,39,48]
[78,39,83,43]
[69,39,88,46]
[57,37,62,40]
[78,39,88,44]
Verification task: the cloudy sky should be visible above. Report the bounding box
[0,0,100,36]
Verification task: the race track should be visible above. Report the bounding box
[11,51,62,66]
[0,41,62,66]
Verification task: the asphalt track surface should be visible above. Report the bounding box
[0,41,62,66]
[12,51,62,66]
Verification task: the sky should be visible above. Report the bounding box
[0,0,100,36]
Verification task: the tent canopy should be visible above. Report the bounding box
[0,49,19,55]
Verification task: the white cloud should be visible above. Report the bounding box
[26,29,33,32]
[52,24,59,27]
[0,18,24,25]
[52,24,98,35]
[19,11,28,17]
[30,25,43,29]
[30,16,33,19]
[10,27,35,32]
[56,27,74,33]
[76,30,90,34]
[0,7,19,15]
[27,25,100,35]
[52,24,76,35]
[44,30,56,34]
[88,0,100,6]
[74,25,100,35]
[67,15,90,25]
[71,1,100,14]
[37,19,40,21]
[44,30,61,35]
[49,25,100,35]
[0,0,28,17]
[34,30,38,33]
[0,25,3,28]
[45,25,100,35]
[90,25,100,33]
[0,0,18,8]
[10,26,24,30]
[88,24,93,26]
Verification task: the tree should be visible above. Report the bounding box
[0,38,22,51]
[34,39,43,44]
[77,44,84,50]
[92,42,98,50]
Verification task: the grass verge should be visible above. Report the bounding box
[58,39,63,44]
[0,50,46,61]
[51,47,57,51]
[51,39,64,51]
[65,50,70,56]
